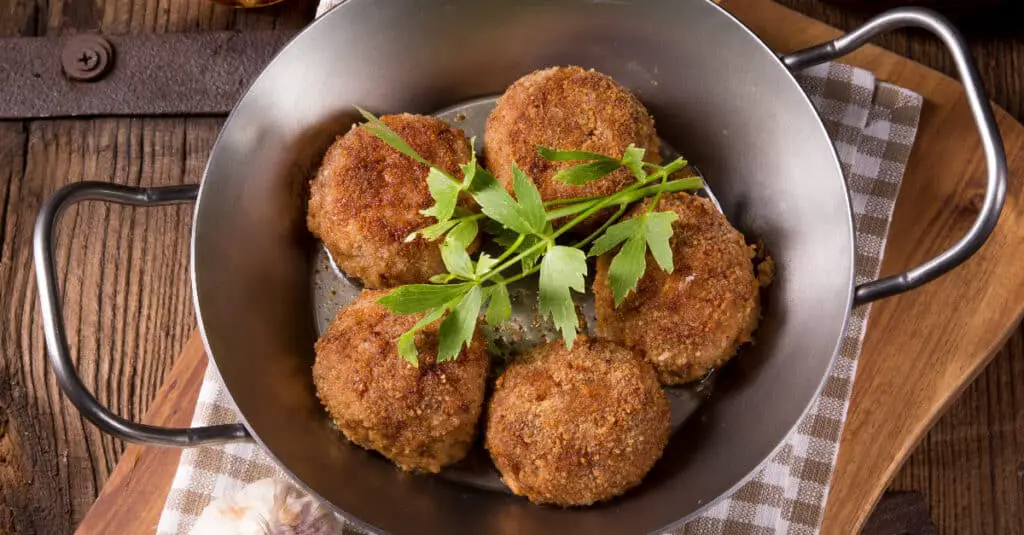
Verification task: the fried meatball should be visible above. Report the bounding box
[485,338,670,506]
[313,290,490,473]
[484,66,661,227]
[593,193,760,385]
[307,114,473,289]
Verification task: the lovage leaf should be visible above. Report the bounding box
[355,106,433,168]
[439,219,478,279]
[461,138,479,188]
[538,246,587,347]
[588,217,642,257]
[485,283,512,326]
[538,146,618,163]
[466,167,533,234]
[512,163,546,234]
[421,167,461,222]
[620,143,647,181]
[408,219,459,243]
[437,285,483,362]
[608,230,647,306]
[645,211,678,272]
[376,283,473,315]
[396,307,447,366]
[475,252,499,277]
[553,160,623,186]
[446,218,478,248]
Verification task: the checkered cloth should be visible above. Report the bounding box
[156,59,923,535]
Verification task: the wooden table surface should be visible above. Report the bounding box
[0,0,1021,534]
[774,4,1024,533]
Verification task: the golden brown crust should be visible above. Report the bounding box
[484,66,661,228]
[312,290,490,473]
[485,338,670,506]
[593,193,760,384]
[307,114,473,288]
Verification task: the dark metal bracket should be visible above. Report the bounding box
[0,30,297,119]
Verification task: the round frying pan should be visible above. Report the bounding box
[34,1,1005,533]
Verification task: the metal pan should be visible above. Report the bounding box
[34,1,1005,533]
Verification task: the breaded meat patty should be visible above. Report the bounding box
[307,114,473,288]
[313,290,490,473]
[484,66,661,219]
[593,193,760,385]
[485,338,670,506]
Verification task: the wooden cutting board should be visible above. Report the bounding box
[76,0,1024,533]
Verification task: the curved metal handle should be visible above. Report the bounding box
[782,8,1008,306]
[33,181,250,446]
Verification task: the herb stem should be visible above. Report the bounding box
[492,233,525,265]
[543,196,599,207]
[647,164,671,214]
[574,203,629,249]
[502,265,541,285]
[478,176,702,284]
[480,238,552,283]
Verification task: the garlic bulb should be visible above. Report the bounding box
[190,478,344,534]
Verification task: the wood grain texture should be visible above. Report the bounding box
[720,1,1024,533]
[0,0,316,532]
[0,117,213,533]
[75,333,207,535]
[888,329,1024,534]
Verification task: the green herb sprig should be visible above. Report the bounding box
[358,108,701,365]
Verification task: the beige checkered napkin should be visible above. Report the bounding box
[156,62,922,535]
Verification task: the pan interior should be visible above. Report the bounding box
[191,0,854,533]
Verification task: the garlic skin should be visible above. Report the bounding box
[190,478,344,535]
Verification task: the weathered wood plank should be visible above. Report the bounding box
[76,332,207,535]
[0,0,315,530]
[0,117,214,533]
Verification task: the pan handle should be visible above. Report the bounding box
[33,181,251,446]
[781,8,1007,306]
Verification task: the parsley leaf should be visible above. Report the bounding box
[512,163,547,234]
[553,160,623,185]
[621,144,647,181]
[485,283,511,326]
[437,285,483,362]
[376,283,473,314]
[396,307,447,366]
[539,246,587,347]
[645,211,678,271]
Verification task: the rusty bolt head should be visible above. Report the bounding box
[61,34,114,82]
